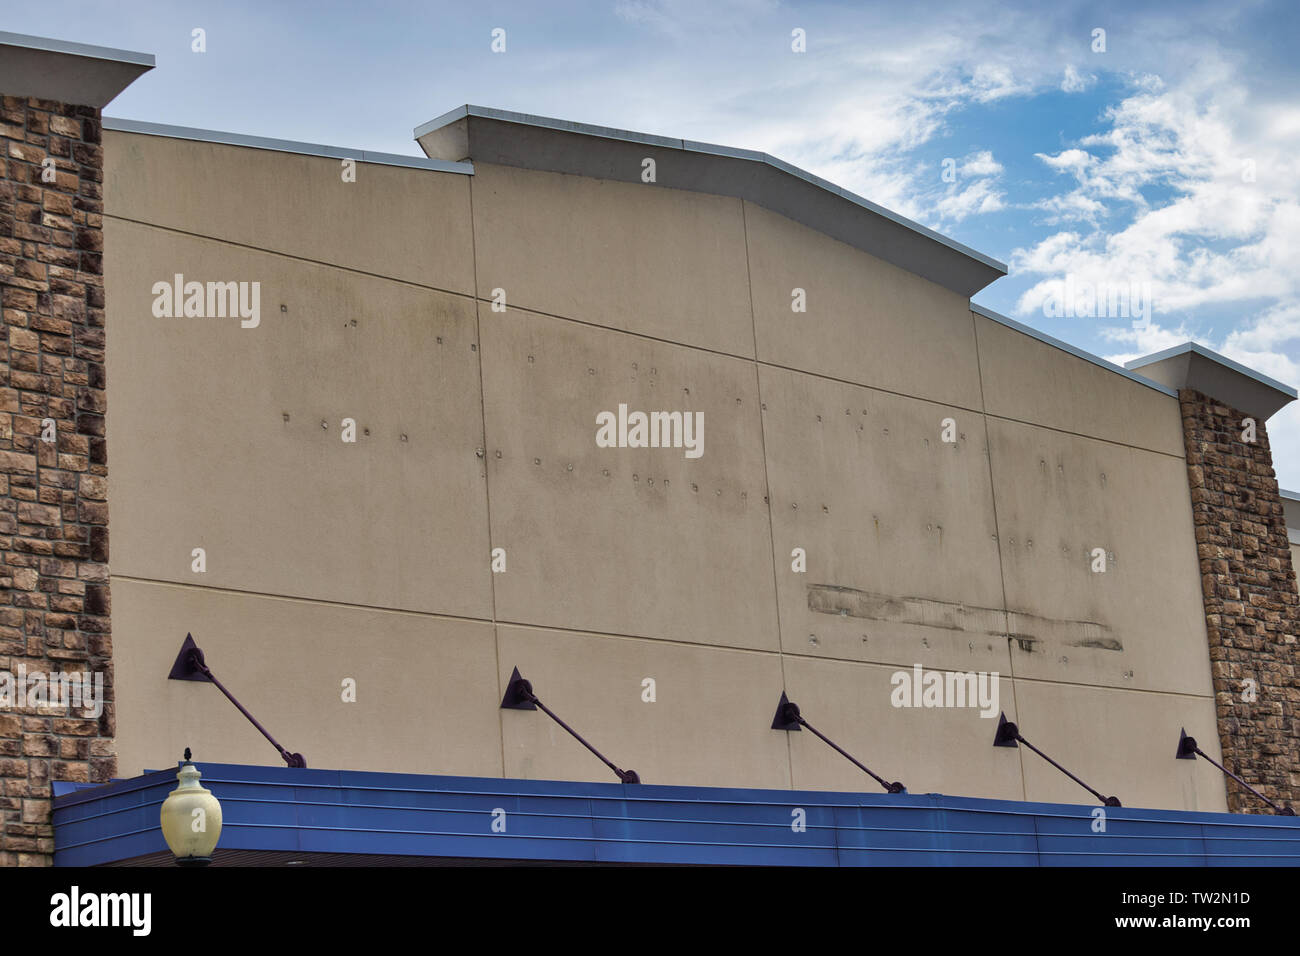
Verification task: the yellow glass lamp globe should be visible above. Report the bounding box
[159,748,222,866]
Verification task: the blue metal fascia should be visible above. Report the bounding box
[53,764,1300,867]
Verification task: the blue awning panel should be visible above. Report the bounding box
[52,764,1300,866]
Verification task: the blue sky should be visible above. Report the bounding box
[7,0,1300,480]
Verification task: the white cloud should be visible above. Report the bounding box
[1036,148,1092,177]
[613,0,781,36]
[1062,65,1096,93]
[1027,192,1108,225]
[960,149,1003,177]
[1224,302,1300,352]
[1100,319,1206,364]
[1014,54,1300,331]
[935,178,1006,221]
[966,63,1037,102]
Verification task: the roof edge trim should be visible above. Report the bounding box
[415,104,1008,277]
[104,117,474,174]
[971,303,1177,398]
[0,30,155,68]
[1124,342,1298,399]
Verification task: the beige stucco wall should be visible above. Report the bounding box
[1282,497,1300,584]
[103,131,1227,810]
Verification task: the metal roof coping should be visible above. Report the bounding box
[104,117,474,174]
[1125,342,1297,420]
[0,30,154,108]
[414,104,1009,281]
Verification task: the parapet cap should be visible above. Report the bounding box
[1125,342,1297,421]
[0,31,153,109]
[415,104,1007,299]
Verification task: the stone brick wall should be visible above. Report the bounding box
[0,95,113,866]
[1181,387,1300,813]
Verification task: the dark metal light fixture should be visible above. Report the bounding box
[770,692,905,794]
[500,667,640,783]
[1176,728,1294,815]
[168,633,306,768]
[994,712,1121,807]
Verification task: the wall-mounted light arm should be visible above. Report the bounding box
[168,634,306,768]
[1176,728,1293,815]
[501,667,640,783]
[994,712,1120,807]
[771,692,905,794]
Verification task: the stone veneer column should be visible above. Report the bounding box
[1180,387,1300,813]
[0,93,113,865]
[0,34,151,866]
